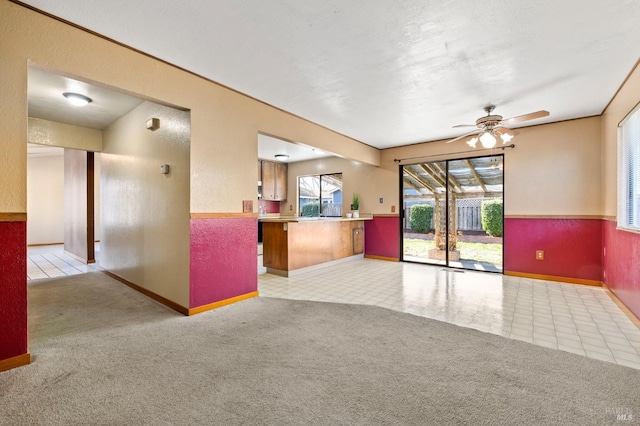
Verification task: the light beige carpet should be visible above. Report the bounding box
[1,272,639,425]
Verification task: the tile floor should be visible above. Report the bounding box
[258,254,640,369]
[29,244,640,369]
[27,244,101,280]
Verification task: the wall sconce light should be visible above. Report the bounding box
[146,118,160,131]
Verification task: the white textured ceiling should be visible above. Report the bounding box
[18,0,640,148]
[258,134,332,164]
[28,67,144,130]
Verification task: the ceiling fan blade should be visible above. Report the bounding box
[452,124,477,128]
[500,110,549,126]
[494,127,519,137]
[446,129,480,144]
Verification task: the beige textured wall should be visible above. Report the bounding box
[0,2,378,217]
[101,101,190,306]
[285,116,602,217]
[28,118,102,152]
[380,116,602,216]
[284,156,397,216]
[0,50,27,212]
[26,154,101,245]
[94,154,101,241]
[27,155,64,245]
[601,63,640,217]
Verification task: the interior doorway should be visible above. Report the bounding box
[401,155,504,272]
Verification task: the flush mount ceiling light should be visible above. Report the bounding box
[62,92,92,106]
[274,154,289,160]
[448,105,549,149]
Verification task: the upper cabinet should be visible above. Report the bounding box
[261,160,287,201]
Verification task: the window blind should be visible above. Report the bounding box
[618,103,640,231]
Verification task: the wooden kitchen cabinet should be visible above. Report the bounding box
[351,222,364,255]
[261,160,287,201]
[261,217,370,276]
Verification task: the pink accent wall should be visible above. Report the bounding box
[0,221,27,360]
[504,218,602,282]
[190,217,258,308]
[365,216,400,259]
[603,220,640,318]
[258,200,280,214]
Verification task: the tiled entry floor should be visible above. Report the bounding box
[28,244,101,281]
[258,257,640,369]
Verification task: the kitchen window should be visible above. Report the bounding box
[618,101,640,231]
[298,173,343,217]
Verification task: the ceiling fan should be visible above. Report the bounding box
[447,106,549,148]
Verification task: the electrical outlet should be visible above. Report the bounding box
[536,250,544,260]
[289,204,293,211]
[391,205,396,213]
[379,197,384,203]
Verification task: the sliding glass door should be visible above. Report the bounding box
[401,155,503,272]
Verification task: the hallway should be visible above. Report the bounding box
[27,244,101,281]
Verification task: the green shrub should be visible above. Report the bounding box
[481,200,503,237]
[300,201,319,217]
[409,204,433,233]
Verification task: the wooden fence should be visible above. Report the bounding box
[405,199,487,231]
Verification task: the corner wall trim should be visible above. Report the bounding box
[364,255,399,262]
[603,284,640,328]
[0,353,31,372]
[102,271,189,315]
[0,212,27,222]
[504,271,602,287]
[188,291,259,316]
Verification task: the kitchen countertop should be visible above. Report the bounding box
[259,215,372,222]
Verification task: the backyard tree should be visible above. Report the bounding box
[481,199,503,237]
[300,201,320,217]
[409,204,433,233]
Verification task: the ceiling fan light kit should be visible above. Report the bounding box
[448,105,549,148]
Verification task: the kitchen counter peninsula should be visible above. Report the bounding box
[260,215,372,276]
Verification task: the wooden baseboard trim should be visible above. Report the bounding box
[0,212,27,222]
[28,242,63,247]
[0,353,31,372]
[188,291,259,316]
[64,250,94,265]
[364,255,399,262]
[102,271,189,315]
[504,271,602,287]
[602,284,640,328]
[28,241,99,247]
